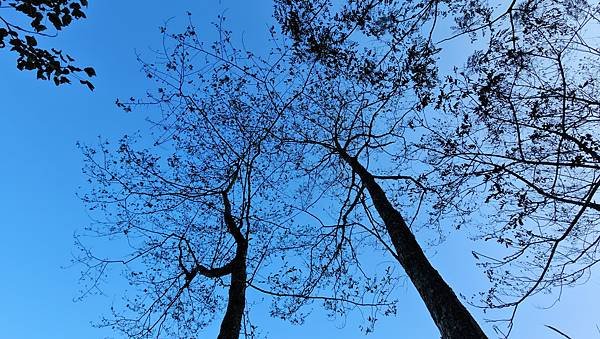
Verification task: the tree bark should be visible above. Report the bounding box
[339,150,487,339]
[217,180,249,339]
[216,244,247,339]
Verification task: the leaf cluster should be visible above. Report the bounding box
[0,0,95,88]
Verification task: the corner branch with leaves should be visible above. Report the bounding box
[0,0,95,89]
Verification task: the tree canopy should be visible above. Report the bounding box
[424,0,600,333]
[73,0,600,338]
[78,20,398,338]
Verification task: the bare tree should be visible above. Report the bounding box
[77,19,396,338]
[275,0,600,336]
[273,1,489,338]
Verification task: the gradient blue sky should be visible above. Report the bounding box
[0,1,598,338]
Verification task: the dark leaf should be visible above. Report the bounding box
[80,79,95,91]
[84,67,96,77]
[25,35,37,47]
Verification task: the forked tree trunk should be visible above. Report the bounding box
[339,151,487,339]
[217,244,248,339]
[217,180,249,339]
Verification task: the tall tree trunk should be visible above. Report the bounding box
[339,150,487,339]
[217,180,249,339]
[217,244,248,339]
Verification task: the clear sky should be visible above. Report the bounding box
[0,1,598,339]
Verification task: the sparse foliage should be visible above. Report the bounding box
[421,0,600,335]
[78,18,397,338]
[78,0,600,338]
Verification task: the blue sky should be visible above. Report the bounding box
[0,1,598,338]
